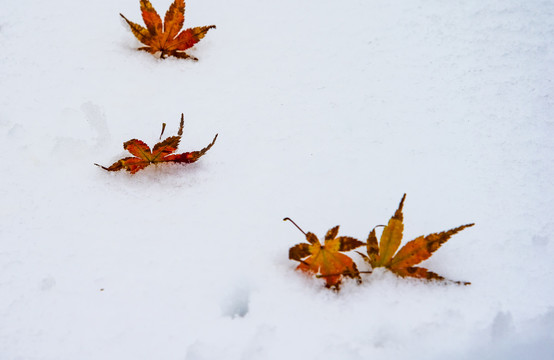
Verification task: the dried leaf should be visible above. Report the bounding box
[362,194,474,284]
[289,225,365,288]
[95,114,217,174]
[365,228,379,266]
[120,0,215,60]
[392,267,448,282]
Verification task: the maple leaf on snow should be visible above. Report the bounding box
[95,114,217,174]
[358,194,474,284]
[120,0,215,60]
[286,218,365,288]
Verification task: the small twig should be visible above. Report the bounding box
[159,123,167,139]
[316,271,373,278]
[283,217,306,236]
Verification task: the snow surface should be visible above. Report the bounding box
[1,0,553,359]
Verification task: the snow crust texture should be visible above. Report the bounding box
[1,1,553,359]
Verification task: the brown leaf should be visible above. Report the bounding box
[306,232,318,245]
[393,267,470,285]
[289,243,311,263]
[365,228,379,267]
[325,226,340,241]
[338,236,366,252]
[120,0,215,60]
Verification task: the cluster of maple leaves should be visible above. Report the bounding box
[104,1,475,291]
[287,194,474,289]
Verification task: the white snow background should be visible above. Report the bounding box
[1,0,553,359]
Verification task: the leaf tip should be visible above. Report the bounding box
[399,193,407,208]
[177,115,184,136]
[393,193,407,220]
[120,13,131,23]
[306,232,319,245]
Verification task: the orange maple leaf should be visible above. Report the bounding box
[120,0,215,60]
[95,114,217,174]
[286,218,365,288]
[359,194,474,284]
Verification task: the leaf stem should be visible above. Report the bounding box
[159,123,166,139]
[316,271,373,278]
[283,217,306,236]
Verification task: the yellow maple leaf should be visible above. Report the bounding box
[359,194,474,284]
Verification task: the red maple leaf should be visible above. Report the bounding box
[120,0,215,60]
[95,114,217,174]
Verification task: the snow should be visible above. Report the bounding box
[1,0,553,359]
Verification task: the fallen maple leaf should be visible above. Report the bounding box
[120,0,215,60]
[285,218,365,288]
[95,114,217,174]
[358,194,474,284]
